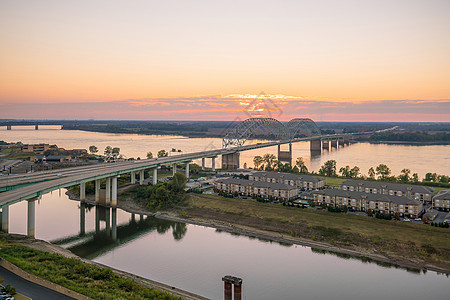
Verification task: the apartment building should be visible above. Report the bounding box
[215,178,298,201]
[21,143,50,154]
[340,179,434,203]
[432,189,450,211]
[312,188,423,218]
[249,171,325,190]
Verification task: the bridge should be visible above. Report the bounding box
[0,117,390,237]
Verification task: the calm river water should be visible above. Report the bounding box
[1,126,450,299]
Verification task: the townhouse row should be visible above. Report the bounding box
[432,189,450,211]
[249,171,325,190]
[215,178,298,200]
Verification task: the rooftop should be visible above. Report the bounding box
[251,171,324,183]
[216,177,297,190]
[340,179,434,194]
[314,188,422,205]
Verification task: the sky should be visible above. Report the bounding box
[1,0,449,121]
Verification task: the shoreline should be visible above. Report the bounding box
[67,190,450,275]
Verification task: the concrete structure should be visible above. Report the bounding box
[310,139,321,152]
[222,152,240,170]
[322,140,329,151]
[277,143,292,164]
[27,199,36,237]
[312,188,423,218]
[249,171,325,190]
[340,180,434,203]
[222,276,242,300]
[1,205,9,233]
[432,189,450,211]
[215,178,298,200]
[21,143,50,154]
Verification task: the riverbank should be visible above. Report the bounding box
[67,190,450,274]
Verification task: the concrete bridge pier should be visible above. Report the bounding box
[111,208,117,241]
[222,276,242,300]
[322,140,330,151]
[1,205,9,233]
[80,182,86,202]
[211,157,216,172]
[105,177,111,204]
[201,158,205,170]
[153,168,158,185]
[131,171,136,184]
[80,202,86,236]
[35,124,39,130]
[331,139,338,149]
[185,162,190,179]
[277,143,292,165]
[6,125,11,130]
[222,152,240,170]
[310,139,321,152]
[139,170,144,185]
[27,199,36,238]
[95,179,101,204]
[172,163,177,175]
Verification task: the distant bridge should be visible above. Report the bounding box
[0,117,393,237]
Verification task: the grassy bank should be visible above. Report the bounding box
[0,240,181,300]
[185,194,450,271]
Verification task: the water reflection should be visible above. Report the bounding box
[50,205,187,260]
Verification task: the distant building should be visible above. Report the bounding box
[215,177,298,200]
[21,143,50,154]
[340,179,434,203]
[432,189,450,211]
[249,171,325,190]
[312,188,423,218]
[44,155,72,162]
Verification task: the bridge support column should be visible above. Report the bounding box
[105,177,111,205]
[111,176,118,208]
[111,208,117,241]
[35,124,39,130]
[277,144,292,165]
[6,125,11,130]
[80,182,86,202]
[310,139,321,152]
[224,282,232,300]
[185,162,190,179]
[234,284,242,300]
[322,140,329,151]
[222,153,240,170]
[139,170,144,185]
[131,171,136,184]
[80,202,85,236]
[27,199,36,238]
[331,139,338,149]
[2,205,9,233]
[153,168,158,185]
[211,157,216,172]
[222,276,242,300]
[172,163,177,176]
[201,158,205,170]
[95,179,100,204]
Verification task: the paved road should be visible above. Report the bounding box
[0,266,74,299]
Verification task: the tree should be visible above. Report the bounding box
[170,173,187,193]
[349,166,360,178]
[424,172,437,182]
[243,162,247,169]
[262,153,276,170]
[157,149,168,157]
[397,168,411,183]
[253,156,263,169]
[146,151,153,159]
[375,164,391,180]
[368,167,376,179]
[104,146,112,157]
[412,173,419,183]
[318,160,337,177]
[112,147,120,159]
[89,145,98,154]
[339,165,350,177]
[295,157,308,174]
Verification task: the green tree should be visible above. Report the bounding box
[89,145,98,154]
[424,172,437,182]
[262,153,276,170]
[295,157,308,174]
[318,160,337,177]
[104,146,112,157]
[412,173,419,183]
[349,166,360,178]
[146,151,153,159]
[170,173,187,193]
[112,147,120,159]
[375,164,391,180]
[253,155,264,169]
[243,162,247,169]
[368,167,376,179]
[157,149,168,157]
[397,168,411,183]
[339,165,350,177]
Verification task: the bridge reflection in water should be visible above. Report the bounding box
[51,204,187,260]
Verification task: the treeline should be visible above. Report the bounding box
[368,132,450,143]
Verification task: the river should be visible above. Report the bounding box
[1,126,450,299]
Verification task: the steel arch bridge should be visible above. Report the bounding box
[222,117,322,148]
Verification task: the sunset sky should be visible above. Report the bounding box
[1,0,449,121]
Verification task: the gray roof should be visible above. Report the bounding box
[251,171,324,183]
[433,189,450,200]
[313,188,421,205]
[340,179,434,194]
[216,177,297,190]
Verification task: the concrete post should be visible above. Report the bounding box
[202,158,205,170]
[2,205,9,233]
[111,176,118,208]
[185,162,190,179]
[322,140,329,151]
[224,282,232,300]
[172,163,177,175]
[80,202,85,236]
[27,199,36,237]
[80,182,86,202]
[153,168,158,185]
[211,157,216,172]
[140,170,144,185]
[95,179,100,204]
[234,284,242,300]
[105,177,111,205]
[310,139,321,152]
[111,208,117,241]
[131,213,136,223]
[131,171,136,184]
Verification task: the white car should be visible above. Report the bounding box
[414,218,422,221]
[403,218,411,222]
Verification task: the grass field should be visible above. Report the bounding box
[187,194,450,268]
